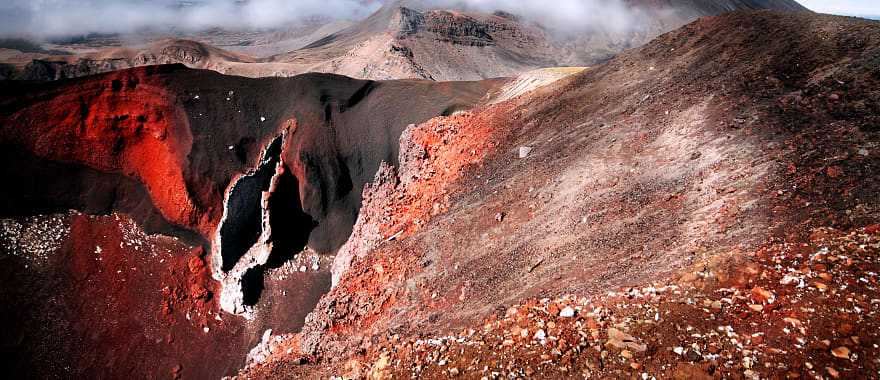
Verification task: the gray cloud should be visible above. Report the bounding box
[0,0,382,38]
[0,0,649,39]
[423,0,646,34]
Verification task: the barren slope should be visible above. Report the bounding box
[239,10,880,379]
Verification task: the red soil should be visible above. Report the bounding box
[379,108,513,239]
[362,226,880,379]
[0,212,252,378]
[1,68,206,232]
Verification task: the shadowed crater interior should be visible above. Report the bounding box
[218,136,282,272]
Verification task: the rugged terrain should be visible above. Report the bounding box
[1,0,807,81]
[1,5,879,380]
[0,64,501,378]
[233,10,880,378]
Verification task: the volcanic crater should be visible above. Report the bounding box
[0,63,501,378]
[2,2,880,380]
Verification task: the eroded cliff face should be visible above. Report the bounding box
[0,64,501,378]
[395,8,519,47]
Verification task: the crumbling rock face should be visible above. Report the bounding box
[330,120,437,286]
[396,123,429,189]
[394,7,426,36]
[160,45,206,65]
[330,161,399,287]
[0,64,499,377]
[300,109,508,359]
[395,8,509,47]
[245,329,297,367]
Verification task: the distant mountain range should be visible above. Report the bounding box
[0,0,809,81]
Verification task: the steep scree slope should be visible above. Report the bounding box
[239,10,880,379]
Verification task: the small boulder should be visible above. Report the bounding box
[606,327,647,352]
[559,306,576,318]
[495,212,505,222]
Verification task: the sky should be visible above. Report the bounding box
[798,0,880,16]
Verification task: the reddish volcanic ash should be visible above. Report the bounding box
[0,64,501,377]
[1,64,502,247]
[0,67,204,232]
[0,212,251,379]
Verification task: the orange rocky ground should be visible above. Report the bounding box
[2,8,878,380]
[361,225,880,379]
[237,11,880,379]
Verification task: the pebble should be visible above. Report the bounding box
[831,346,850,359]
[826,367,840,378]
[344,227,880,379]
[559,306,576,318]
[751,287,774,303]
[534,329,546,340]
[494,212,505,222]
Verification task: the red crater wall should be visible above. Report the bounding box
[0,64,502,377]
[1,67,206,233]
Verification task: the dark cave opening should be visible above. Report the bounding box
[266,167,317,268]
[241,165,317,306]
[218,137,282,272]
[240,267,264,307]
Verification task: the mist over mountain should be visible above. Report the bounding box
[0,0,701,38]
[0,0,383,38]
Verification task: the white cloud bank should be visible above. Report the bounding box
[0,0,383,38]
[0,0,698,39]
[797,0,880,16]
